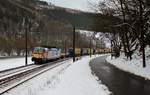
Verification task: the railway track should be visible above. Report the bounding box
[0,58,71,95]
[0,64,37,78]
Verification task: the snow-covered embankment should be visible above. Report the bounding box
[106,49,150,80]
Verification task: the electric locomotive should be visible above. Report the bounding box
[32,46,61,64]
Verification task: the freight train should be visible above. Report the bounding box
[67,48,95,57]
[31,46,111,64]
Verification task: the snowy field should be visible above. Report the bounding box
[106,47,150,80]
[4,55,111,95]
[0,57,33,71]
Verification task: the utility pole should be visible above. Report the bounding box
[139,0,146,67]
[25,17,31,66]
[111,40,112,59]
[25,17,28,66]
[64,39,67,57]
[73,26,76,62]
[90,38,92,58]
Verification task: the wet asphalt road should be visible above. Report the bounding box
[90,56,150,95]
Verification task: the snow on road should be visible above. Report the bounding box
[4,55,111,95]
[106,51,150,80]
[0,57,33,71]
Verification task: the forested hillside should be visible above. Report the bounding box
[0,0,37,56]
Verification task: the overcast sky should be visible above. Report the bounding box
[42,0,99,12]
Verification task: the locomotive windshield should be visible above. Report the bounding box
[33,47,44,53]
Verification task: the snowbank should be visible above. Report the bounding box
[0,57,33,71]
[106,47,150,80]
[5,55,111,95]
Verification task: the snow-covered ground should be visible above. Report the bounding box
[106,46,150,80]
[0,57,33,71]
[4,55,111,95]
